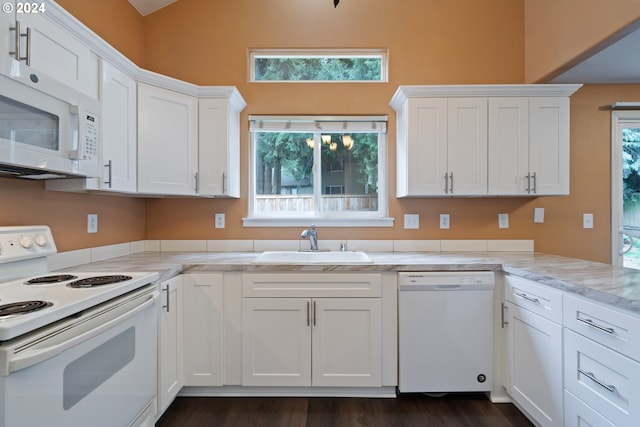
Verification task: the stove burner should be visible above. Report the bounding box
[0,300,53,318]
[25,274,78,285]
[67,275,133,288]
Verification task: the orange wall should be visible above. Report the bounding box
[1,0,635,263]
[525,0,640,82]
[0,178,146,252]
[56,0,145,66]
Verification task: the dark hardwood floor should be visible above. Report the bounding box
[156,394,533,427]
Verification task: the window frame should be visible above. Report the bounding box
[243,115,393,228]
[248,48,389,83]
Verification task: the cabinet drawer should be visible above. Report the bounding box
[242,273,382,298]
[505,275,563,323]
[564,329,640,427]
[564,293,640,362]
[564,390,615,427]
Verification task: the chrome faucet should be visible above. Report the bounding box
[300,224,318,251]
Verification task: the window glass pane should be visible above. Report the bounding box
[254,132,315,214]
[253,54,384,82]
[319,133,378,212]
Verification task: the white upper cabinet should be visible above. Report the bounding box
[391,85,581,197]
[489,97,570,195]
[198,94,244,198]
[100,60,137,193]
[137,83,199,195]
[3,4,98,98]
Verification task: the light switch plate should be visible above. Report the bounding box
[498,213,509,229]
[215,213,225,229]
[583,213,594,229]
[440,214,450,229]
[404,214,419,229]
[534,208,545,223]
[87,214,98,233]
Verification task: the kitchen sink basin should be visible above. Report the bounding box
[252,250,372,264]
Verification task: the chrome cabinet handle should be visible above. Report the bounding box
[501,302,508,328]
[526,173,531,194]
[25,26,31,66]
[449,172,453,194]
[104,160,112,188]
[313,301,317,326]
[578,369,616,393]
[306,301,310,326]
[222,172,227,194]
[514,291,540,304]
[162,284,170,312]
[576,316,615,335]
[444,172,449,194]
[531,172,537,194]
[194,172,199,193]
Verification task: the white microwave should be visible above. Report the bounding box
[0,56,100,179]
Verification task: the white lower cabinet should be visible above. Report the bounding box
[182,274,224,386]
[563,293,640,427]
[242,297,382,387]
[157,276,183,416]
[241,273,384,388]
[503,275,563,427]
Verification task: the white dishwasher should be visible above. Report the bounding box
[398,271,495,393]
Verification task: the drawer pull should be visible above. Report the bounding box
[514,291,540,304]
[578,369,617,393]
[576,316,615,335]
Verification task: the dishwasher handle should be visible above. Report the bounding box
[399,283,494,291]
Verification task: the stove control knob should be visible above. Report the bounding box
[19,235,33,249]
[34,234,48,247]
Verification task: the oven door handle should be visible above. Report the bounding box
[8,290,159,374]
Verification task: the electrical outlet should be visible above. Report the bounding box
[404,214,420,229]
[534,208,545,224]
[215,213,225,229]
[87,214,98,233]
[498,213,509,229]
[440,214,450,229]
[583,213,594,229]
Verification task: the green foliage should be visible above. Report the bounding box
[254,57,382,81]
[623,128,640,202]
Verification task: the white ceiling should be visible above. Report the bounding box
[551,27,640,84]
[128,0,177,16]
[126,0,639,84]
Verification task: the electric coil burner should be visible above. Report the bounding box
[0,300,53,318]
[25,274,78,285]
[67,275,133,288]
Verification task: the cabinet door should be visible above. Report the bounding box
[157,276,183,415]
[242,298,312,387]
[18,12,98,98]
[100,61,137,193]
[447,98,488,195]
[402,98,448,196]
[488,98,530,195]
[529,97,570,195]
[504,301,563,427]
[182,274,224,386]
[312,298,382,387]
[138,83,198,195]
[198,98,239,197]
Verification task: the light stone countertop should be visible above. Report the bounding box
[63,251,640,315]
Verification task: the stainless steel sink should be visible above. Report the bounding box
[252,250,372,264]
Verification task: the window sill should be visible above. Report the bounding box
[242,217,395,228]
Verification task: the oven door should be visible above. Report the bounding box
[0,286,158,427]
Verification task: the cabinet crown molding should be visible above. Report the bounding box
[390,84,582,111]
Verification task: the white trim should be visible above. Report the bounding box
[390,84,583,110]
[611,110,640,265]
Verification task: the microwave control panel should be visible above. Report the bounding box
[80,113,99,161]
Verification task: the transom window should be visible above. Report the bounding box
[249,49,388,82]
[244,116,391,227]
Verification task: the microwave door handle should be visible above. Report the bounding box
[7,291,158,374]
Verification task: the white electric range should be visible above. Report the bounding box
[0,226,160,427]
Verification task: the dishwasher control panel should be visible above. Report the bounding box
[398,271,495,290]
